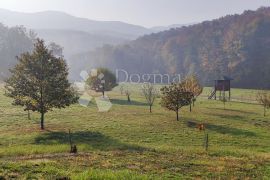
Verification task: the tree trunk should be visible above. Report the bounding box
[264,106,266,117]
[189,104,192,112]
[41,112,45,130]
[176,110,179,121]
[127,95,131,102]
[27,110,31,120]
[149,105,152,113]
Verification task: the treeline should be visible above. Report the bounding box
[71,7,270,89]
[0,24,35,79]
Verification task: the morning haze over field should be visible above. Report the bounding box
[1,0,270,179]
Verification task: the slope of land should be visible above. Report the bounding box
[0,85,270,179]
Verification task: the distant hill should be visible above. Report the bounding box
[71,7,270,89]
[35,29,129,58]
[0,9,198,62]
[0,9,152,38]
[0,9,152,58]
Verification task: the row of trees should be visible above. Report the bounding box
[6,39,268,130]
[115,76,203,120]
[89,70,270,119]
[5,37,203,130]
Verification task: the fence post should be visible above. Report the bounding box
[204,133,209,151]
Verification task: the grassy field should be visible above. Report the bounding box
[0,84,270,179]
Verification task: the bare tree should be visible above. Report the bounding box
[141,83,158,113]
[120,84,124,95]
[181,75,203,112]
[125,89,131,103]
[220,90,227,110]
[257,90,270,116]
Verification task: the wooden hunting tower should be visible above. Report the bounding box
[208,76,233,100]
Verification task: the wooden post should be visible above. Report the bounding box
[69,129,77,154]
[204,133,209,151]
[68,129,72,150]
[102,85,105,98]
[229,81,231,100]
[214,81,217,100]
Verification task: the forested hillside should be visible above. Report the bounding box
[71,7,270,89]
[0,24,34,80]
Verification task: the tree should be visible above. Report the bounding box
[181,75,203,112]
[87,68,117,97]
[125,89,132,103]
[220,91,227,110]
[119,84,124,95]
[48,42,63,58]
[141,83,158,113]
[160,83,193,121]
[5,39,78,130]
[256,90,270,116]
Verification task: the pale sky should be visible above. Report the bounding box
[0,0,270,27]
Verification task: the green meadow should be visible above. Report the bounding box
[0,84,270,179]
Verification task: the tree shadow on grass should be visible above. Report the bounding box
[185,121,256,137]
[110,99,148,106]
[214,114,244,121]
[34,131,147,152]
[206,123,256,137]
[206,107,257,115]
[204,112,246,122]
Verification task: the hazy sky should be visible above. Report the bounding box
[0,0,270,27]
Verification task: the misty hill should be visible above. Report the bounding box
[0,9,152,58]
[0,9,152,39]
[70,7,270,89]
[0,9,195,60]
[35,29,129,58]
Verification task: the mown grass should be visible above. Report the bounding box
[0,84,270,179]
